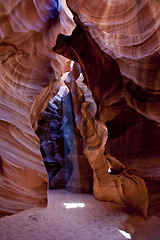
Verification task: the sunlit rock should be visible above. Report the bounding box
[0,0,159,219]
[53,0,160,218]
[0,0,74,216]
[65,63,148,219]
[67,0,160,122]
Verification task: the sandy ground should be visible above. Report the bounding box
[0,189,159,240]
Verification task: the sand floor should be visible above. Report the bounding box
[0,189,159,240]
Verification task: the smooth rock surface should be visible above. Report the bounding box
[0,0,160,219]
[0,0,74,216]
[65,63,148,219]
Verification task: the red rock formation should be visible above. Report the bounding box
[65,63,148,219]
[0,0,160,218]
[53,20,124,123]
[66,0,160,122]
[0,0,74,216]
[53,0,160,217]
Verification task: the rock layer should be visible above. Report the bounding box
[0,0,160,218]
[53,0,160,216]
[67,0,160,122]
[0,0,74,216]
[65,63,148,219]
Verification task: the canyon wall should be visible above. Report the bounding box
[0,0,160,217]
[0,0,74,216]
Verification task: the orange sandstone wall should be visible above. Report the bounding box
[0,0,74,216]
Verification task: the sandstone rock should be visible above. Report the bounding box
[0,0,74,216]
[53,0,160,218]
[0,0,160,218]
[67,0,160,122]
[65,63,148,219]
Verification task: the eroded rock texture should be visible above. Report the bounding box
[66,0,160,122]
[53,0,160,217]
[36,96,70,189]
[0,0,160,218]
[65,63,148,219]
[0,0,74,216]
[36,88,93,192]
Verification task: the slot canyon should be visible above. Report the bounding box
[0,0,160,239]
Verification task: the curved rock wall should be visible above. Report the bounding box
[53,0,160,217]
[65,63,148,219]
[67,0,160,123]
[0,0,160,217]
[0,0,74,216]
